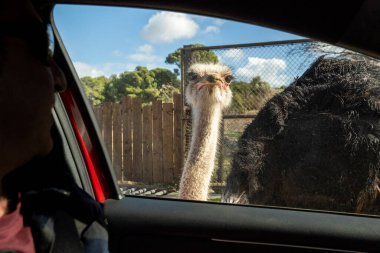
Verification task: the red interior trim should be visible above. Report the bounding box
[60,89,109,202]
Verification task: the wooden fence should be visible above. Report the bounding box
[93,94,184,184]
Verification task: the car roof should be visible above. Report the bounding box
[39,0,379,59]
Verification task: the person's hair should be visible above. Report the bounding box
[0,21,50,71]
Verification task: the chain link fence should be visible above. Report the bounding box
[180,39,354,184]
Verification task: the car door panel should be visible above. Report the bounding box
[105,196,380,252]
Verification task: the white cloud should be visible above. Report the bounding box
[236,57,291,87]
[74,44,166,78]
[141,11,199,43]
[223,48,245,60]
[74,62,106,78]
[73,61,135,78]
[203,26,220,34]
[101,63,136,76]
[137,44,154,54]
[201,18,224,34]
[128,44,162,62]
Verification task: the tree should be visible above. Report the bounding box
[165,44,219,74]
[249,76,271,91]
[228,76,274,114]
[80,76,109,105]
[165,49,182,69]
[98,66,180,104]
[159,84,181,103]
[150,68,180,88]
[102,75,118,102]
[135,66,156,89]
[141,87,161,102]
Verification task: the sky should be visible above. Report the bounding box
[54,4,308,87]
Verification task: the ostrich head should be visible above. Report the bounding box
[185,63,233,110]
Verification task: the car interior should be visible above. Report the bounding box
[30,0,380,252]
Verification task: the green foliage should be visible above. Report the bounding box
[141,87,161,102]
[228,76,275,114]
[81,76,109,105]
[150,68,180,88]
[165,49,182,68]
[159,84,181,103]
[165,44,219,72]
[80,66,180,105]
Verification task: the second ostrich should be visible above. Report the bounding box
[224,57,380,214]
[179,63,233,200]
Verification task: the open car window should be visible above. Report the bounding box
[53,4,380,216]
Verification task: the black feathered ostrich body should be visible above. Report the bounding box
[224,58,380,214]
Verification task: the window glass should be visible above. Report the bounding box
[54,4,380,215]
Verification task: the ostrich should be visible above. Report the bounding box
[224,57,380,214]
[179,63,233,200]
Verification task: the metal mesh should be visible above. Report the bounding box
[180,40,353,184]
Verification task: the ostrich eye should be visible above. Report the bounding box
[224,75,234,84]
[188,72,199,81]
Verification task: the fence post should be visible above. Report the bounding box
[122,96,133,182]
[142,105,153,183]
[113,103,123,182]
[132,98,143,181]
[162,102,174,183]
[94,106,104,138]
[152,100,163,183]
[173,93,183,180]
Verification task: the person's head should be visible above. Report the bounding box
[0,0,67,175]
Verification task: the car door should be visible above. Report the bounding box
[46,0,380,252]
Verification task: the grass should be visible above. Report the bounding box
[208,197,222,202]
[225,130,243,139]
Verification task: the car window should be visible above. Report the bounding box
[54,4,380,215]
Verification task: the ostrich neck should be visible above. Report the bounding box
[179,103,223,200]
[190,106,222,161]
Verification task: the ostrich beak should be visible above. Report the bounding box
[195,83,207,90]
[217,81,229,90]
